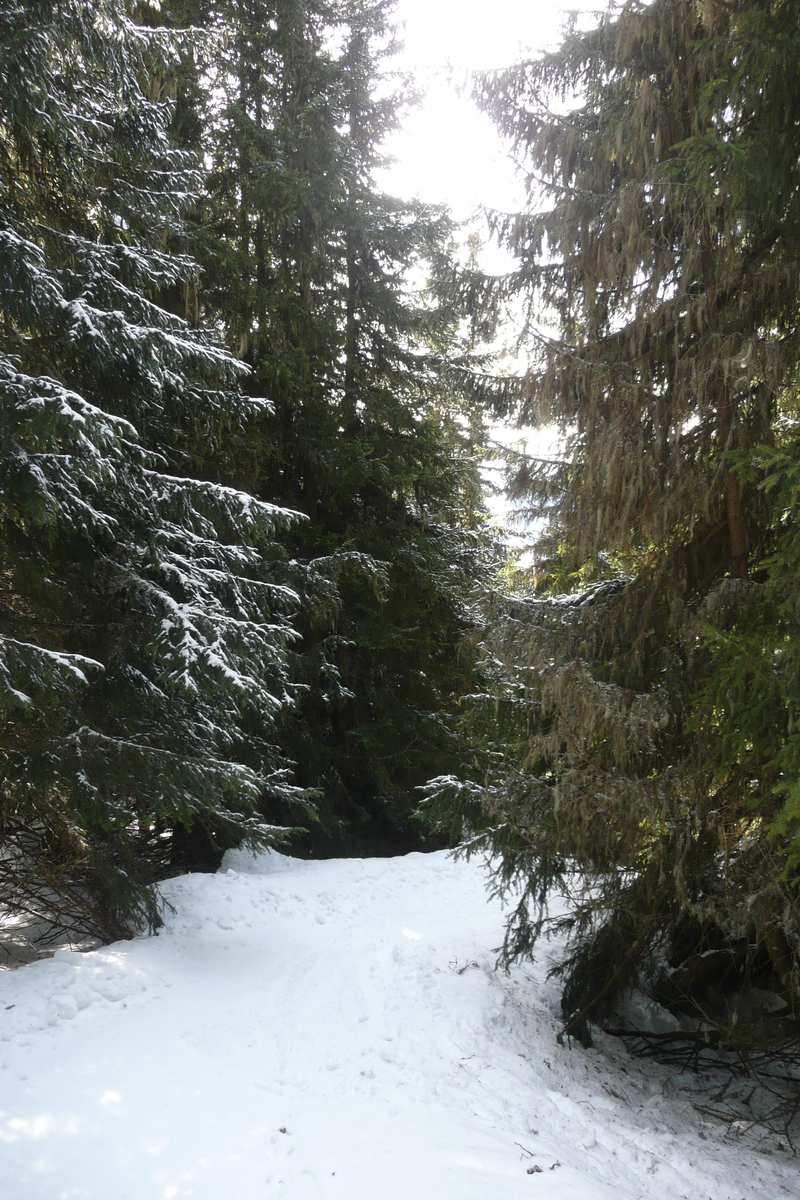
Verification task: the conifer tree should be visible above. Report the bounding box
[0,0,309,944]
[182,0,494,853]
[427,0,800,1038]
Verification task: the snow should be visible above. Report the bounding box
[1,849,798,1200]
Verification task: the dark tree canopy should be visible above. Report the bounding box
[175,0,496,855]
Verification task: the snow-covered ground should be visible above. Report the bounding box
[1,849,798,1200]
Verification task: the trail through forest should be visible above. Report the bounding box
[1,851,797,1199]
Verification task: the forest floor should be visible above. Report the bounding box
[1,848,799,1199]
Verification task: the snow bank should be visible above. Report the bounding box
[0,850,797,1199]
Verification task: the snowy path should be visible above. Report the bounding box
[1,850,798,1200]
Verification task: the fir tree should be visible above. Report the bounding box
[0,0,310,945]
[427,0,800,1039]
[180,0,496,853]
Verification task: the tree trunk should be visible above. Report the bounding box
[718,399,748,579]
[344,230,357,424]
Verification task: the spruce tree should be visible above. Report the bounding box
[427,0,800,1038]
[0,0,309,945]
[182,0,495,854]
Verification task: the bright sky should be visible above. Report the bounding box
[378,0,601,530]
[379,0,597,220]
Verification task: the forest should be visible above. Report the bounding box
[2,0,800,1076]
